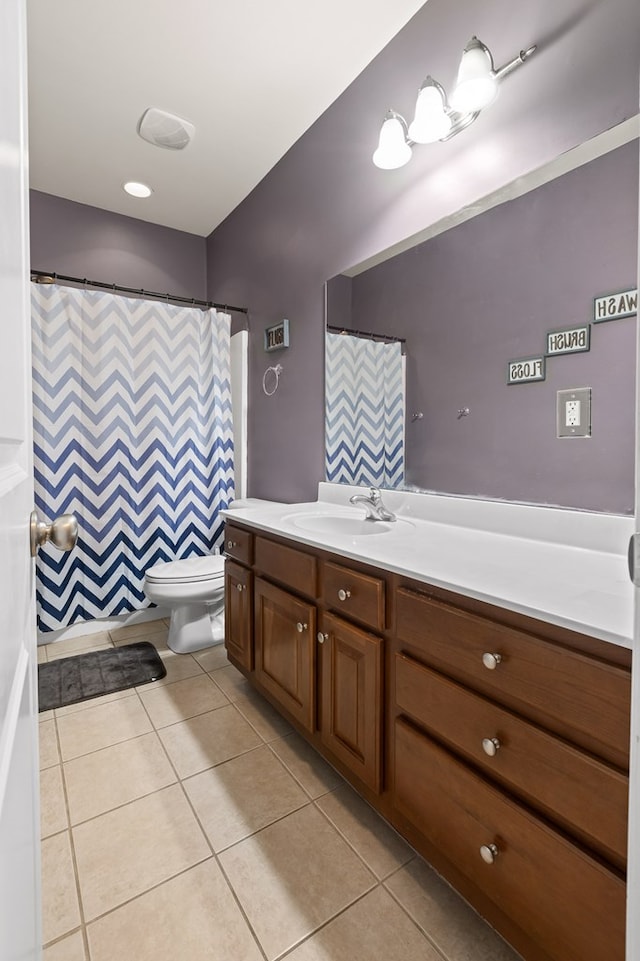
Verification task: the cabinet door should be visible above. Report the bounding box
[320,612,383,793]
[225,560,253,670]
[254,576,316,732]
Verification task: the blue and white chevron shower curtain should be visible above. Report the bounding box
[325,331,404,488]
[31,284,234,632]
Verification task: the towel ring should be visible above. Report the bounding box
[262,364,283,396]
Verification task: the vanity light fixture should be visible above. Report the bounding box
[373,35,537,170]
[123,181,153,198]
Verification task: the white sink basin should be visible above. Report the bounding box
[285,510,412,537]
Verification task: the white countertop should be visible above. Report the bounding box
[222,483,636,650]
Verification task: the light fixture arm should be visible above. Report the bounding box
[493,44,537,82]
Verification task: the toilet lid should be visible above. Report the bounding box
[145,555,226,585]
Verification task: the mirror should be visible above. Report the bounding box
[325,122,639,514]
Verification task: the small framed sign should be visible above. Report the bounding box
[593,288,637,323]
[507,355,546,385]
[264,318,290,352]
[546,325,590,356]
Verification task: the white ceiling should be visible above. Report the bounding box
[26,0,426,237]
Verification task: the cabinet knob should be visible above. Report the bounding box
[482,652,502,671]
[227,540,237,549]
[480,843,499,865]
[317,632,328,644]
[481,737,501,757]
[296,622,308,633]
[236,583,244,593]
[337,588,352,601]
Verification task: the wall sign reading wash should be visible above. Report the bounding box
[546,325,590,356]
[593,288,637,323]
[507,356,545,385]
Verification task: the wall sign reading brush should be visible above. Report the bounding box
[264,318,290,351]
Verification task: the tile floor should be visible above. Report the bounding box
[38,619,522,961]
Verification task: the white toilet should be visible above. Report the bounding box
[144,554,226,654]
[143,498,278,654]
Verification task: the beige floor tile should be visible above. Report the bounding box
[37,644,48,664]
[87,859,262,961]
[45,632,113,661]
[41,831,81,945]
[40,765,68,838]
[317,784,414,880]
[110,619,169,644]
[158,704,262,779]
[54,688,136,719]
[219,804,375,960]
[39,719,60,769]
[43,930,86,961]
[73,783,211,921]
[193,642,231,672]
[286,885,442,961]
[385,858,523,961]
[184,743,309,851]
[233,690,294,741]
[210,663,252,701]
[39,709,55,722]
[139,673,228,728]
[270,732,344,799]
[57,695,152,761]
[64,731,176,824]
[138,647,204,688]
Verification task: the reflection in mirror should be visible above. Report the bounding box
[325,122,639,514]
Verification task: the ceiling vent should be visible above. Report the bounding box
[137,107,195,150]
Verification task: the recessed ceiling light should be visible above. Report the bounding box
[123,181,152,198]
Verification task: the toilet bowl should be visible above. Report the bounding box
[143,554,226,654]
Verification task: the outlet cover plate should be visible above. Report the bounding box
[557,387,591,438]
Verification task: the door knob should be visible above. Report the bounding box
[30,510,78,557]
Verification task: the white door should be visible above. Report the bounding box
[0,0,42,958]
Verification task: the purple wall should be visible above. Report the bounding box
[206,0,639,508]
[343,143,638,513]
[30,191,206,298]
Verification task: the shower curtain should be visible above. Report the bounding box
[325,331,404,488]
[31,284,234,633]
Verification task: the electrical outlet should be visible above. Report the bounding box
[565,400,581,427]
[557,388,591,438]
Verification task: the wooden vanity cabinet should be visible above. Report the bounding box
[224,520,632,961]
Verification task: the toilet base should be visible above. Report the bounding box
[167,600,225,654]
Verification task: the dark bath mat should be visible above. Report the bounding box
[37,641,167,712]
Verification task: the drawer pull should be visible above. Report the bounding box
[479,842,499,864]
[482,652,502,670]
[227,540,237,549]
[296,622,308,633]
[317,631,328,645]
[481,737,501,757]
[236,583,244,593]
[337,588,352,601]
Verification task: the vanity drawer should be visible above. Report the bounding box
[395,588,631,769]
[224,524,253,566]
[394,720,625,961]
[323,562,385,632]
[254,535,318,598]
[395,653,628,868]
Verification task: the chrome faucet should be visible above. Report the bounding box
[349,487,396,522]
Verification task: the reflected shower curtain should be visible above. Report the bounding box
[325,331,404,488]
[31,284,233,632]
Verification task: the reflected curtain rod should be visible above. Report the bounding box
[327,323,405,345]
[30,269,249,315]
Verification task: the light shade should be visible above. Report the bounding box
[408,77,452,144]
[123,181,152,198]
[372,112,412,170]
[450,36,498,114]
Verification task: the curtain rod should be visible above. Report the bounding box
[30,269,249,315]
[327,324,405,345]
